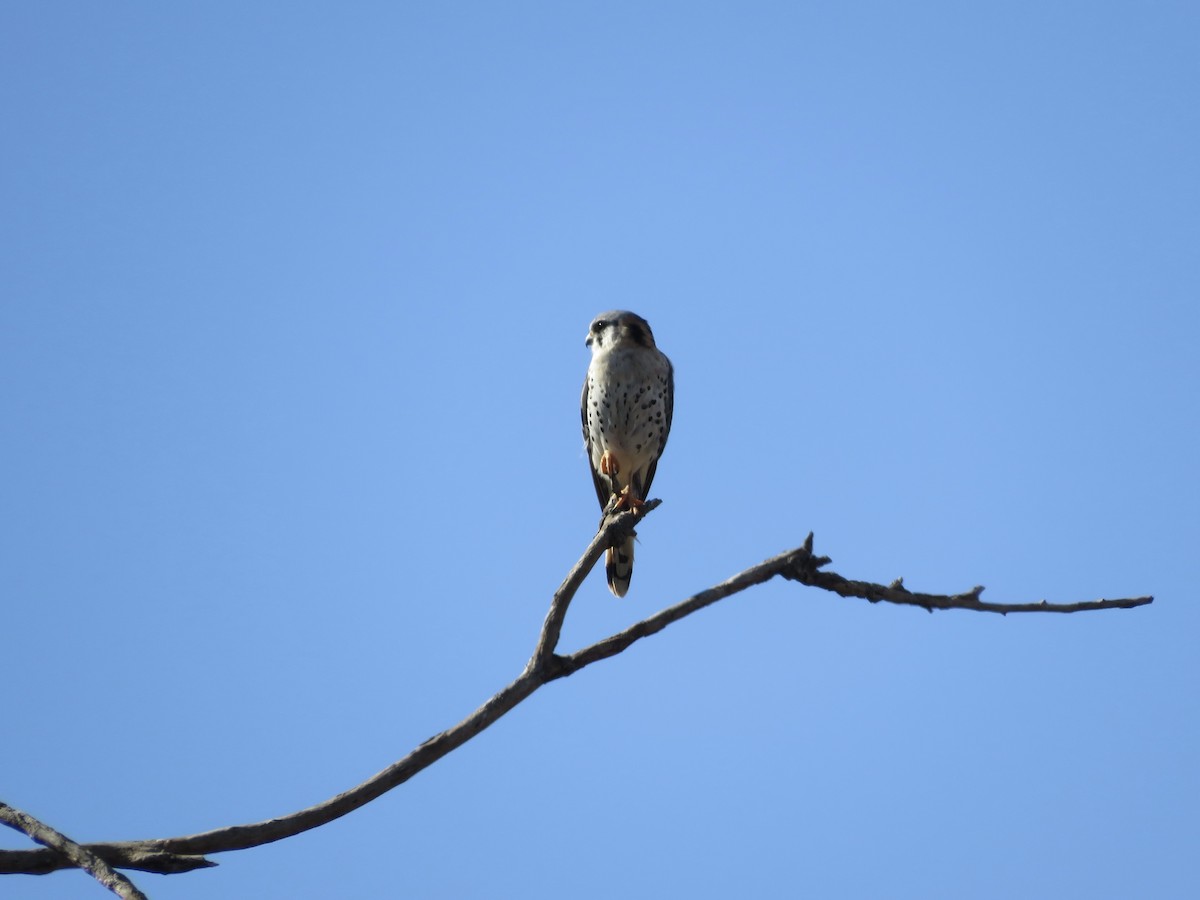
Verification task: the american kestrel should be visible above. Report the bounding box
[581,311,674,597]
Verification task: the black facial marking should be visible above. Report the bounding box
[625,321,653,347]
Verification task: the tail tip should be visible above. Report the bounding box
[605,541,634,598]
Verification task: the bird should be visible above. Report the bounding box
[581,311,674,597]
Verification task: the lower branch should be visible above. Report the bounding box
[0,801,149,899]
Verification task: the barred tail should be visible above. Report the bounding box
[605,536,634,597]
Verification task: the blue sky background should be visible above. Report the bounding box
[3,3,1197,898]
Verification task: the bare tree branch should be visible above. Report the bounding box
[555,532,1152,675]
[0,508,1152,878]
[0,801,149,899]
[531,499,657,670]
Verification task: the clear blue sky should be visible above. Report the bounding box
[3,3,1197,898]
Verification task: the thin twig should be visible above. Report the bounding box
[775,535,1154,614]
[0,801,149,899]
[0,519,1152,878]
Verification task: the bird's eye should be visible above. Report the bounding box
[592,320,607,332]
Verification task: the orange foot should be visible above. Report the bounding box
[613,485,645,512]
[599,451,619,477]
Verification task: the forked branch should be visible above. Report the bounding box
[0,505,1152,883]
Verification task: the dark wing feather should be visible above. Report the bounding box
[638,358,674,500]
[581,374,610,509]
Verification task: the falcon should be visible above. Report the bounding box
[581,311,674,597]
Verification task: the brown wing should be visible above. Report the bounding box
[638,358,674,500]
[581,374,610,510]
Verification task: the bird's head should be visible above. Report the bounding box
[585,311,657,352]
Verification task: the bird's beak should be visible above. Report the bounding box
[585,334,593,347]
